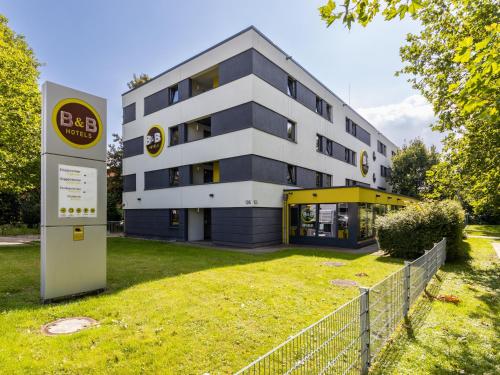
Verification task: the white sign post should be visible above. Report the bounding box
[41,82,107,302]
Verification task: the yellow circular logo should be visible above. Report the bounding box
[52,98,103,149]
[145,125,165,157]
[360,150,369,176]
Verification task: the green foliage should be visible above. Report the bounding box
[107,133,123,221]
[319,0,500,218]
[0,192,19,225]
[376,200,465,260]
[390,138,439,198]
[0,14,41,194]
[127,73,150,89]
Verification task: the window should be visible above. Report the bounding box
[316,134,323,152]
[299,204,317,237]
[326,103,332,121]
[170,209,180,226]
[169,168,180,186]
[391,150,396,157]
[123,103,136,124]
[287,120,296,142]
[318,204,336,238]
[358,203,375,241]
[344,148,356,165]
[326,139,333,156]
[287,164,297,185]
[315,96,323,115]
[316,172,323,187]
[324,174,332,187]
[287,76,297,98]
[169,126,179,146]
[381,165,389,178]
[377,140,387,156]
[346,117,357,136]
[190,66,219,97]
[168,84,179,104]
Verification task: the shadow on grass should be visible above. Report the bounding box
[0,237,401,311]
[369,271,445,374]
[371,239,499,374]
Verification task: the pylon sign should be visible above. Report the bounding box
[41,82,107,302]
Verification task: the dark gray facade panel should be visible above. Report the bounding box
[123,103,136,124]
[219,49,254,86]
[211,207,282,246]
[252,50,288,93]
[144,168,169,190]
[144,87,168,116]
[219,155,253,183]
[212,102,253,136]
[252,103,288,139]
[296,167,316,188]
[123,174,136,192]
[178,78,191,101]
[296,82,316,112]
[123,136,144,158]
[357,126,371,146]
[251,156,287,185]
[179,165,191,185]
[124,209,187,240]
[332,141,347,161]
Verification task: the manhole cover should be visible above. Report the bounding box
[330,279,358,287]
[322,261,345,267]
[41,317,97,336]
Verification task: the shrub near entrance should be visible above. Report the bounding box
[376,200,465,261]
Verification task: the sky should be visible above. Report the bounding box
[0,0,442,149]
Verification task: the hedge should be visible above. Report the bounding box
[375,199,465,261]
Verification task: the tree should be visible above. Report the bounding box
[127,73,150,89]
[319,0,500,218]
[0,14,41,194]
[390,138,439,198]
[107,133,123,221]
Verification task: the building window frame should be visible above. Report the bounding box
[168,84,179,105]
[169,125,180,146]
[287,164,297,185]
[169,209,180,227]
[287,120,296,142]
[287,76,297,98]
[315,96,323,115]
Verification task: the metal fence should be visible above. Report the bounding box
[235,238,447,375]
[107,221,123,234]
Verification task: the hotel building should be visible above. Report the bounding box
[121,26,411,248]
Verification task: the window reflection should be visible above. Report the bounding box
[319,204,336,238]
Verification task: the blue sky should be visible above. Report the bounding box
[1,0,441,148]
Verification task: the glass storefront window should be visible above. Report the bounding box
[337,203,349,239]
[290,205,299,237]
[318,204,336,238]
[358,203,374,241]
[300,204,317,237]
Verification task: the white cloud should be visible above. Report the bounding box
[359,95,444,149]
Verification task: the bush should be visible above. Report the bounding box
[376,200,465,261]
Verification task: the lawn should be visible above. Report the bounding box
[371,237,499,374]
[0,224,39,236]
[465,224,500,237]
[0,238,402,374]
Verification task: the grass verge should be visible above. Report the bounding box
[370,237,499,374]
[465,224,500,237]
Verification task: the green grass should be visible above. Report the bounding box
[371,237,499,374]
[0,238,402,374]
[0,224,40,236]
[465,224,500,237]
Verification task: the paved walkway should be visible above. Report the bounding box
[0,234,40,246]
[492,242,500,259]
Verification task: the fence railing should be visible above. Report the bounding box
[235,238,447,375]
[107,221,123,234]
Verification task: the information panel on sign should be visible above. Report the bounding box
[58,164,97,218]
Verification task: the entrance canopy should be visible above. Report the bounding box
[282,187,416,248]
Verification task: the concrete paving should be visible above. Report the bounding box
[492,242,500,259]
[0,235,39,246]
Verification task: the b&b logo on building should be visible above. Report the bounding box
[145,125,165,157]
